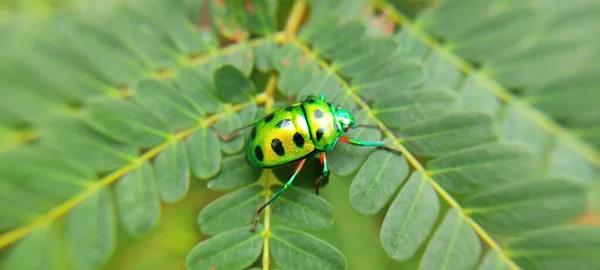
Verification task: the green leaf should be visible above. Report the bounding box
[175,67,224,113]
[134,79,202,130]
[402,112,497,157]
[270,226,347,270]
[427,142,536,194]
[270,186,334,231]
[458,75,502,115]
[353,59,425,100]
[0,146,90,204]
[547,141,598,184]
[420,209,481,270]
[188,127,222,180]
[244,0,276,35]
[499,102,554,171]
[254,39,276,72]
[380,172,439,261]
[349,150,409,215]
[207,153,261,190]
[215,111,245,154]
[507,226,600,270]
[478,250,511,270]
[2,225,62,270]
[592,181,600,216]
[425,48,461,87]
[0,179,53,230]
[198,185,264,235]
[209,0,249,41]
[465,178,587,235]
[186,226,263,270]
[40,119,136,171]
[394,29,429,60]
[66,187,115,269]
[373,86,458,129]
[85,99,169,148]
[155,140,190,203]
[114,161,160,237]
[214,65,257,103]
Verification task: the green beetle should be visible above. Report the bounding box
[213,94,400,231]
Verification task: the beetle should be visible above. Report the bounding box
[213,94,401,232]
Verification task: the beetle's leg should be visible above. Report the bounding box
[339,136,403,155]
[319,94,326,101]
[251,159,307,232]
[210,123,254,142]
[314,153,329,196]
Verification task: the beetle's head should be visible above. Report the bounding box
[334,105,355,133]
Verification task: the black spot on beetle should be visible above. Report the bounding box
[293,132,305,148]
[314,109,324,119]
[250,127,257,140]
[306,97,316,103]
[285,105,293,111]
[264,113,275,123]
[316,128,325,141]
[255,146,264,161]
[271,138,285,156]
[276,119,291,128]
